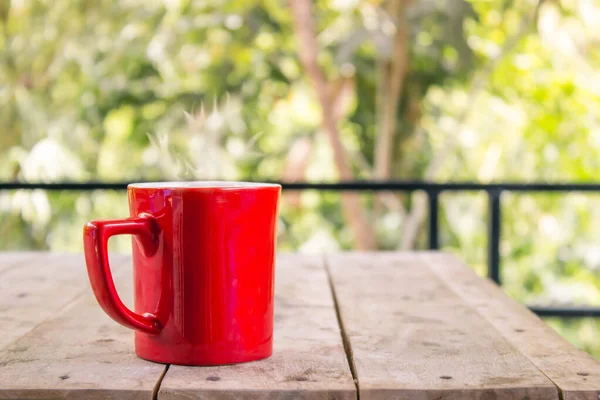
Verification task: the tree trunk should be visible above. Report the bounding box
[374,1,409,181]
[282,137,312,208]
[282,78,354,209]
[289,0,376,250]
[372,1,410,218]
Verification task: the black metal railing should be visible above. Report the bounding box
[2,180,600,317]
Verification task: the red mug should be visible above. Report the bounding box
[83,181,280,365]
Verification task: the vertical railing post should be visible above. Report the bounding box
[428,190,440,250]
[488,189,502,284]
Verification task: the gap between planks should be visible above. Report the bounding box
[327,252,561,399]
[0,253,166,399]
[324,255,361,400]
[421,252,600,400]
[421,253,567,397]
[156,254,356,399]
[153,364,170,400]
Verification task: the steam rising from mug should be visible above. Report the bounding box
[146,96,264,180]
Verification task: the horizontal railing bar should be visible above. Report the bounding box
[529,306,600,318]
[0,182,130,190]
[4,180,600,318]
[4,181,600,192]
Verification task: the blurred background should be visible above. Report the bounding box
[2,0,600,356]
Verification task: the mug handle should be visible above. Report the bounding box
[83,214,162,334]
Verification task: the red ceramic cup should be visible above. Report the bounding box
[83,181,280,365]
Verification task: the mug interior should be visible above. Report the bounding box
[128,181,280,189]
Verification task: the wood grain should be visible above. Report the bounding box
[327,252,559,400]
[0,251,39,274]
[424,251,600,400]
[2,251,596,399]
[159,254,356,400]
[0,254,166,400]
[0,253,124,350]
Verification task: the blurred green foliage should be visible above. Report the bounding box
[1,0,600,356]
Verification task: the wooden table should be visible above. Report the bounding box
[0,252,598,399]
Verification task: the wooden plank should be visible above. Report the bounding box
[0,253,129,350]
[0,255,166,400]
[424,252,600,400]
[327,252,559,400]
[159,255,356,400]
[0,252,40,274]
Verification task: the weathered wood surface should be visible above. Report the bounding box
[1,251,599,399]
[159,255,356,400]
[0,252,39,274]
[0,255,166,400]
[424,252,600,400]
[0,253,124,350]
[327,252,561,400]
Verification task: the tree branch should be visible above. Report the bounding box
[374,0,410,180]
[373,0,411,218]
[282,78,355,209]
[289,0,377,249]
[282,136,312,208]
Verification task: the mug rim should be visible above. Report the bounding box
[128,181,281,190]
